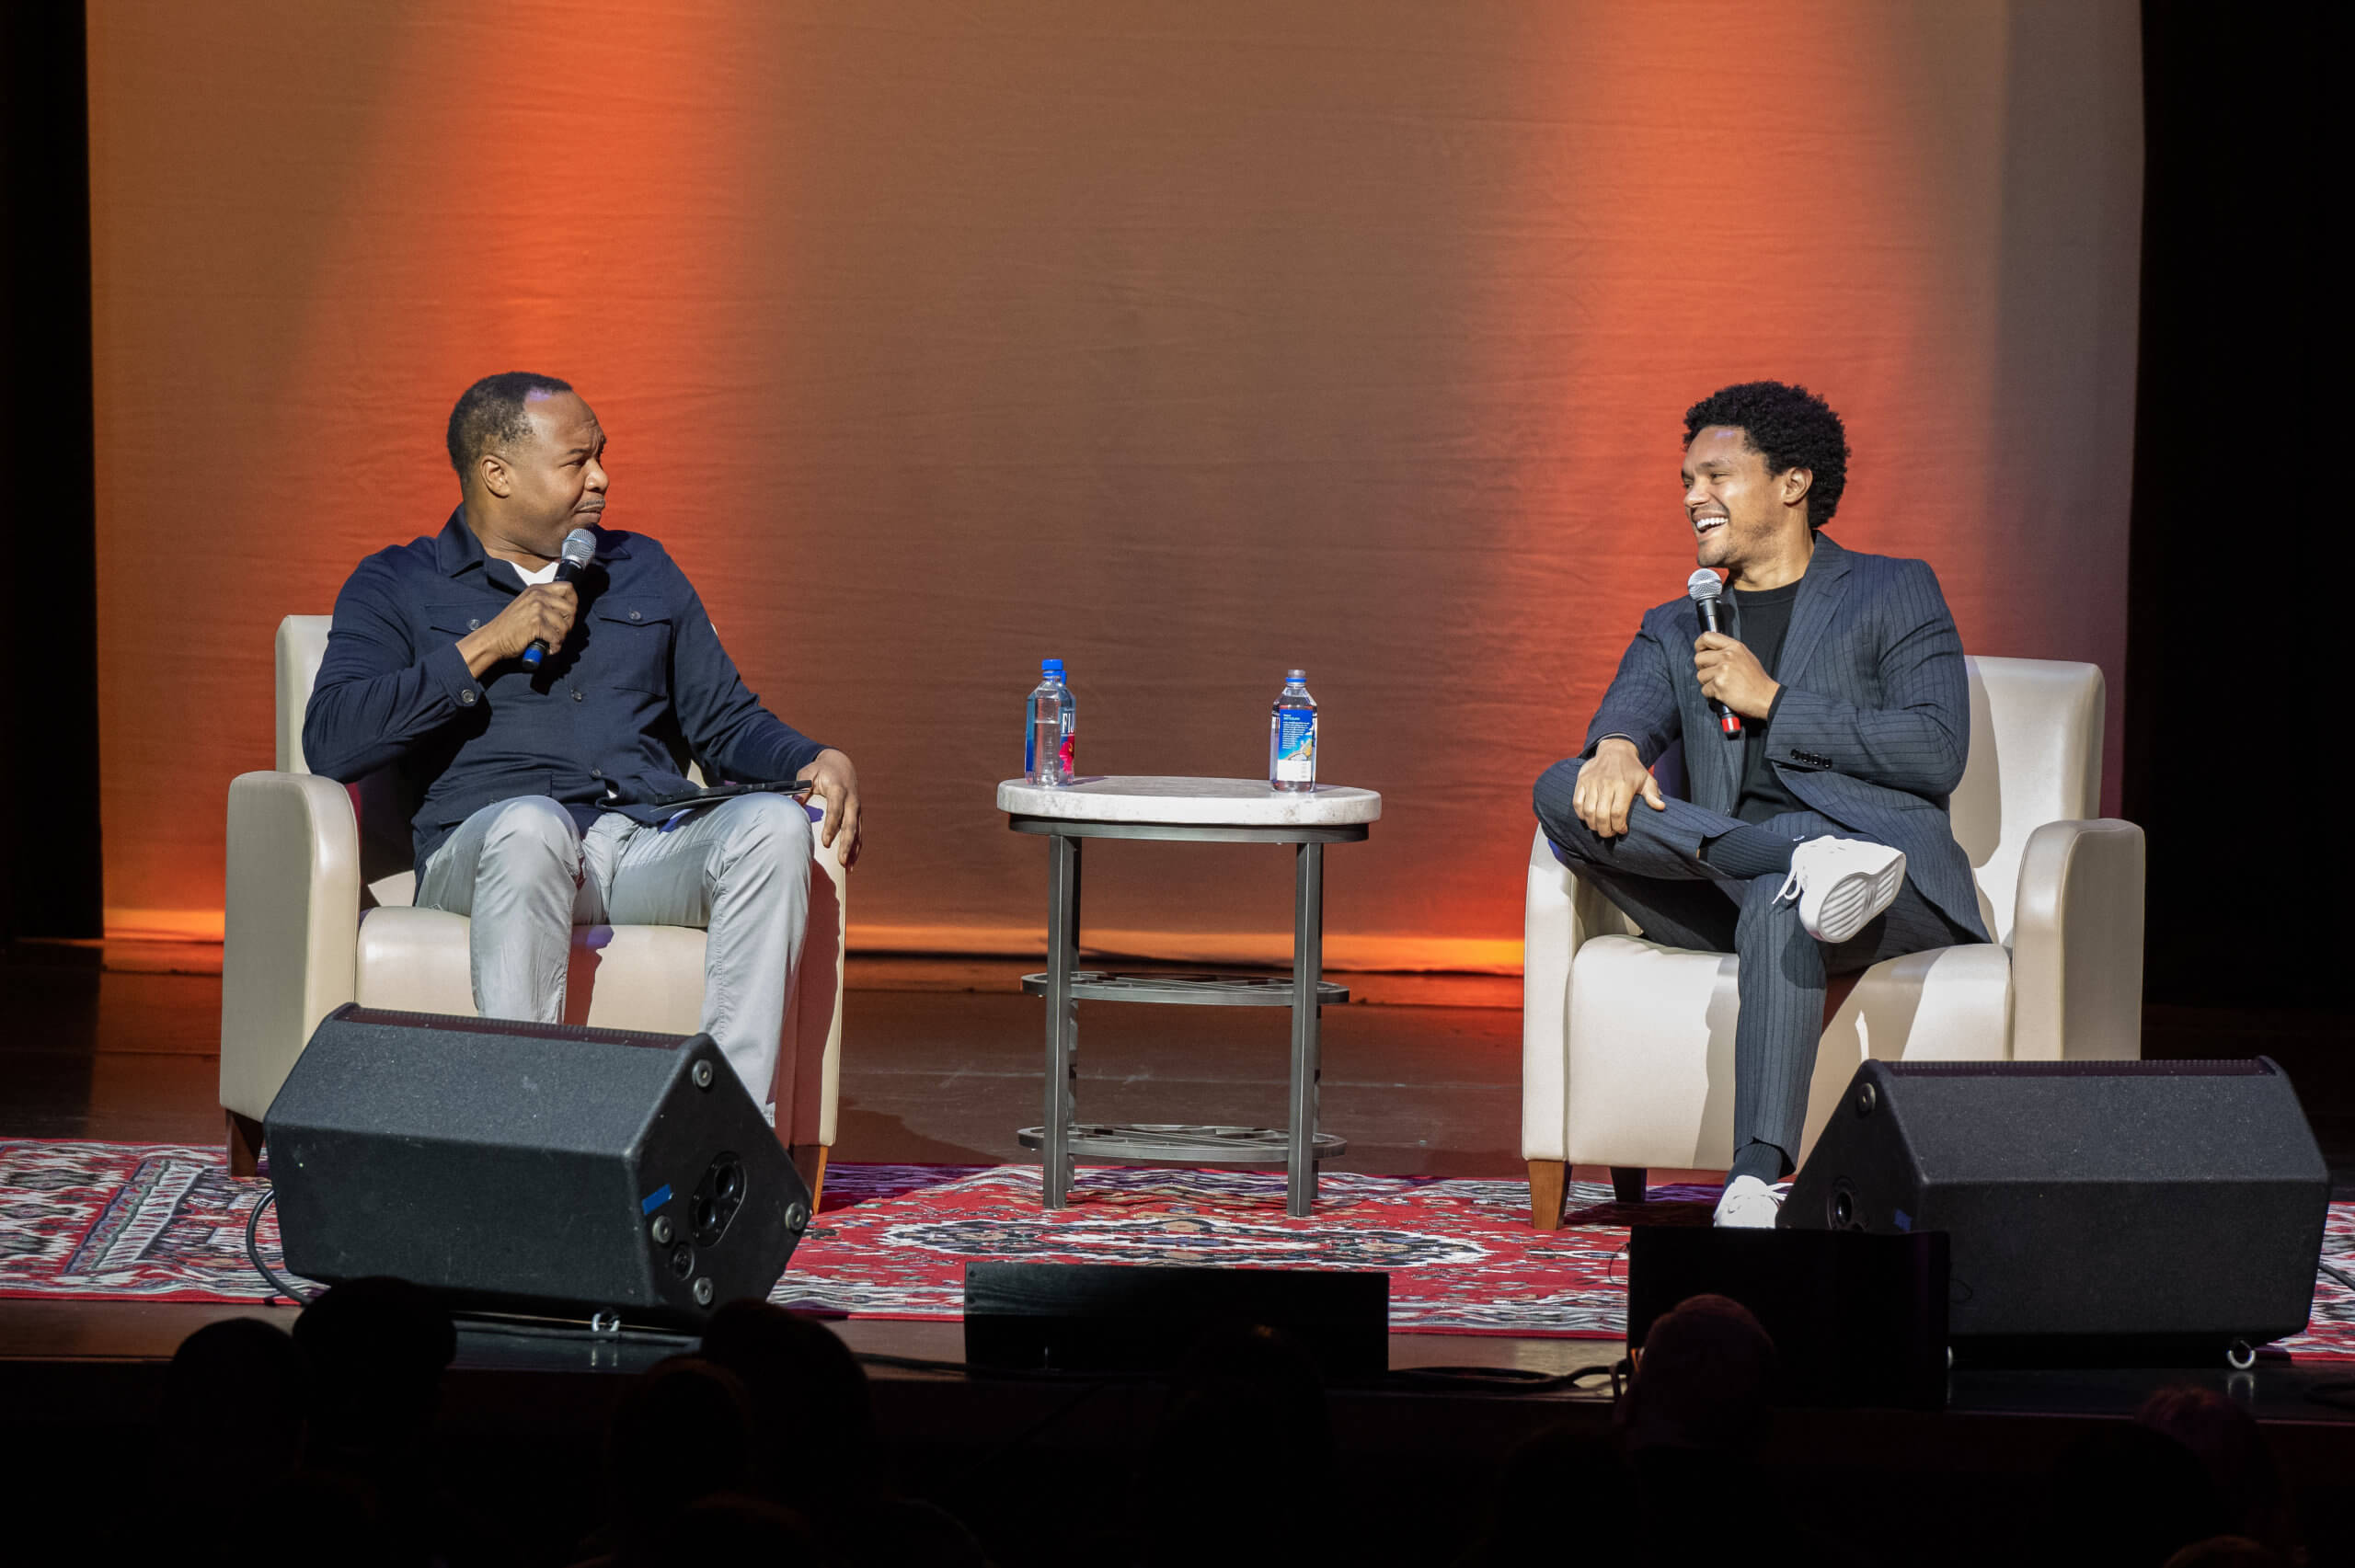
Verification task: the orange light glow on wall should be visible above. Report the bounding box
[87,1,2141,967]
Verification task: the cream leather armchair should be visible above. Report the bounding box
[221,616,848,1201]
[1522,657,2143,1228]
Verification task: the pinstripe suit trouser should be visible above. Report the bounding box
[1534,760,1969,1174]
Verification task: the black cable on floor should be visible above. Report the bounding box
[1389,1362,1626,1396]
[243,1187,316,1308]
[982,1376,1122,1463]
[2305,1379,2355,1413]
[455,1316,697,1348]
[854,1351,1625,1396]
[853,1352,1163,1383]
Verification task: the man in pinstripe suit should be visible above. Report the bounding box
[1533,382,1985,1227]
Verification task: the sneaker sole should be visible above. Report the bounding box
[1809,853,1907,943]
[1712,1196,1784,1229]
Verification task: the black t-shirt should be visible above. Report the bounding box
[1730,579,1804,824]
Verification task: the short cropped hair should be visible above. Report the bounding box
[1683,381,1850,529]
[446,372,574,481]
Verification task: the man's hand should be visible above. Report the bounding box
[1574,737,1664,838]
[1694,632,1780,719]
[798,749,863,867]
[457,584,578,678]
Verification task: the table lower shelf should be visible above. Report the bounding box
[1017,1123,1349,1166]
[1019,970,1349,1006]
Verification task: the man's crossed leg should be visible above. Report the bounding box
[415,793,814,1120]
[1533,758,1970,1224]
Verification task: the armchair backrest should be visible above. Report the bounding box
[1952,656,2104,945]
[276,615,332,774]
[279,615,420,905]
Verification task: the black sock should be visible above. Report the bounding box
[1728,1139,1787,1186]
[1699,824,1799,880]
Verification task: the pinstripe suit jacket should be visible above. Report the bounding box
[1581,533,1990,943]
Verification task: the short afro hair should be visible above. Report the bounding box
[1683,381,1849,529]
[446,372,574,481]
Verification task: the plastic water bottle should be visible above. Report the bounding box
[1025,659,1076,785]
[1269,669,1317,792]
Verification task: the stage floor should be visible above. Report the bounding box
[6,939,2355,1563]
[6,940,2353,1345]
[8,938,2350,1180]
[6,935,2351,1377]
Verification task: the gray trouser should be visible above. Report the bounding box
[1533,759,1969,1173]
[416,793,814,1119]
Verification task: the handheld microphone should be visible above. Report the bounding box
[1686,568,1742,737]
[521,528,598,670]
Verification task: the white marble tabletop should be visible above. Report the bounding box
[996,775,1382,827]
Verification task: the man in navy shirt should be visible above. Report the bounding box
[304,372,861,1118]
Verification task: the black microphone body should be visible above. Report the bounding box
[521,529,599,670]
[1686,569,1742,737]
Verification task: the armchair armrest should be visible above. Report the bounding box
[221,771,362,1120]
[1522,825,1632,1159]
[2009,818,2144,1061]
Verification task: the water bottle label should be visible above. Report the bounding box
[1274,707,1315,781]
[1056,729,1075,777]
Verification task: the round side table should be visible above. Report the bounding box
[997,775,1382,1219]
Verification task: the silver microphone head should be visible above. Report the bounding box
[560,528,597,569]
[1686,568,1722,602]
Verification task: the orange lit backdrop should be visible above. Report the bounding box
[86,1,2142,967]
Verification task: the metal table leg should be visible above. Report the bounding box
[1288,841,1324,1218]
[1041,832,1083,1209]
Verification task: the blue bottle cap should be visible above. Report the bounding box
[1042,658,1064,676]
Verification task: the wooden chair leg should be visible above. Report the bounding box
[1611,1166,1648,1205]
[225,1108,264,1179]
[1823,972,1862,1024]
[1527,1159,1568,1230]
[787,1144,828,1214]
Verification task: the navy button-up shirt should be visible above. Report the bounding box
[304,508,826,870]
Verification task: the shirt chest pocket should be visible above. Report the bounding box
[424,602,497,640]
[589,601,673,692]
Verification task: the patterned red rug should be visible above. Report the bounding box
[6,1139,2353,1356]
[779,1164,1685,1334]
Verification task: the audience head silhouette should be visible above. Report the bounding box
[1618,1292,1775,1455]
[2039,1422,2231,1568]
[291,1276,456,1459]
[604,1355,757,1555]
[2140,1384,2295,1553]
[1133,1323,1331,1564]
[697,1299,878,1516]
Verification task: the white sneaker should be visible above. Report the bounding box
[1776,837,1907,944]
[1712,1174,1785,1229]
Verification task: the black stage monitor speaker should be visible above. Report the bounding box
[1786,1058,2330,1364]
[963,1262,1389,1379]
[267,1003,810,1329]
